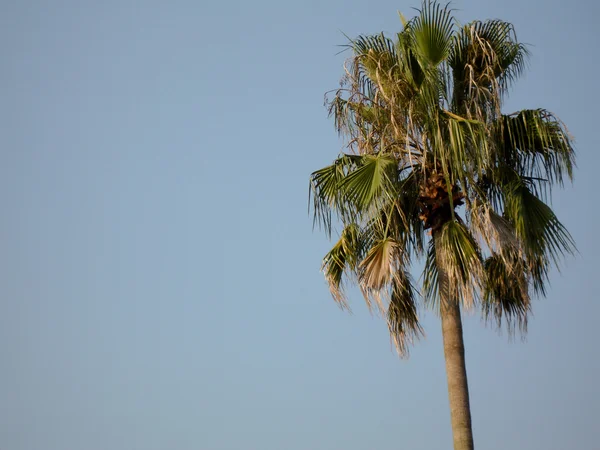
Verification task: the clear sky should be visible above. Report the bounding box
[1,0,598,449]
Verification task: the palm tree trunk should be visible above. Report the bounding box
[441,299,474,450]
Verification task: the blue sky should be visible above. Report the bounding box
[1,0,598,449]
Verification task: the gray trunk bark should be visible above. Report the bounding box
[441,299,474,450]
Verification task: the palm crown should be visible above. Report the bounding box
[310,1,575,357]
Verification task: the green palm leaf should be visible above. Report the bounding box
[434,220,484,308]
[423,238,440,307]
[499,109,575,189]
[388,270,423,357]
[309,153,363,234]
[482,252,530,334]
[407,0,455,66]
[321,223,361,307]
[503,183,576,293]
[340,153,398,212]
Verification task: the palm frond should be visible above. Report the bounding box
[395,29,425,90]
[387,270,424,357]
[467,199,519,258]
[449,19,529,113]
[327,94,395,154]
[358,236,404,311]
[351,33,400,101]
[499,109,575,192]
[482,252,530,334]
[476,20,528,89]
[321,223,362,308]
[341,153,398,212]
[309,154,363,234]
[434,220,484,309]
[440,109,489,179]
[362,170,425,255]
[423,238,440,307]
[406,1,455,67]
[503,183,576,294]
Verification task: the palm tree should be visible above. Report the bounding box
[309,2,575,449]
